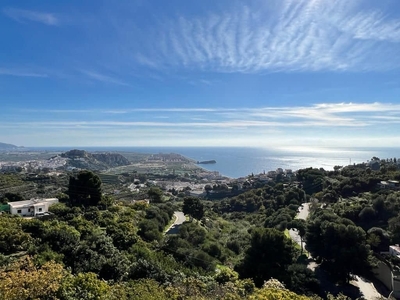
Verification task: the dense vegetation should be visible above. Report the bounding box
[1,157,400,299]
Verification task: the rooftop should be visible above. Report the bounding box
[8,198,58,208]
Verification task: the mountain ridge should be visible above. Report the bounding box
[0,142,20,149]
[60,149,131,170]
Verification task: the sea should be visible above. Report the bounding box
[30,146,400,179]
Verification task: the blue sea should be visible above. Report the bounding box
[30,146,400,178]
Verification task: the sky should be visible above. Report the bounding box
[1,0,400,149]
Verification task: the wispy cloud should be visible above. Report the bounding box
[11,102,400,128]
[3,8,59,26]
[135,0,400,72]
[0,67,48,78]
[80,70,130,86]
[3,102,400,147]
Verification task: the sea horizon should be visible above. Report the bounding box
[18,146,400,178]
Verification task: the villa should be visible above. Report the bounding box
[8,198,59,217]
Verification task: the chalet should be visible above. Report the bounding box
[8,198,59,217]
[390,245,400,259]
[379,180,400,190]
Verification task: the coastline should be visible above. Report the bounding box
[2,146,399,179]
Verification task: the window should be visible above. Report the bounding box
[17,209,21,213]
[38,208,42,212]
[28,208,30,212]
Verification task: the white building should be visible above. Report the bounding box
[379,180,400,190]
[8,198,59,217]
[389,245,400,258]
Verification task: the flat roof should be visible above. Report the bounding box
[8,198,58,208]
[390,245,400,252]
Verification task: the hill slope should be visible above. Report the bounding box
[0,142,19,150]
[60,149,131,170]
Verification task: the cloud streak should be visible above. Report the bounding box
[136,0,400,72]
[0,67,48,78]
[80,70,130,86]
[3,8,59,26]
[2,102,400,147]
[9,102,400,129]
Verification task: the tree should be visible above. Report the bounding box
[2,192,23,203]
[236,228,298,287]
[147,187,163,203]
[68,171,102,207]
[59,272,112,300]
[306,212,371,283]
[0,256,64,300]
[290,219,307,254]
[183,197,204,221]
[0,215,32,255]
[249,278,312,300]
[98,195,114,210]
[204,184,213,195]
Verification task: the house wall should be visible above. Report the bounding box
[394,276,400,298]
[10,206,34,217]
[9,198,59,217]
[373,259,400,298]
[390,246,400,257]
[33,204,46,215]
[374,260,392,291]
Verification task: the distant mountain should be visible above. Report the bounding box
[0,142,19,150]
[60,149,131,170]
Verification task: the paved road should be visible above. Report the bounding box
[289,203,310,253]
[289,203,384,299]
[352,275,383,300]
[165,211,186,235]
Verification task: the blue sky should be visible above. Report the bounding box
[1,0,400,148]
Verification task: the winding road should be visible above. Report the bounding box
[289,203,310,253]
[165,211,186,235]
[289,203,384,300]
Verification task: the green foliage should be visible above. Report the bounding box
[296,168,326,195]
[179,222,207,246]
[70,230,131,281]
[236,228,298,287]
[0,215,32,255]
[148,186,164,203]
[68,170,102,207]
[138,219,162,242]
[265,207,297,230]
[0,256,64,300]
[121,279,174,300]
[49,203,83,221]
[59,272,112,300]
[286,264,320,296]
[249,278,312,300]
[6,159,399,298]
[106,222,138,250]
[1,192,23,203]
[183,196,204,220]
[41,221,81,255]
[305,210,372,282]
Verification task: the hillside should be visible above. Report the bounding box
[0,142,19,150]
[60,149,131,170]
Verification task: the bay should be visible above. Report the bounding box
[30,146,400,179]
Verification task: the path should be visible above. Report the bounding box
[165,211,186,234]
[289,203,310,254]
[289,203,384,299]
[351,275,383,300]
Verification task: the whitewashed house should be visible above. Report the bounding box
[8,198,59,217]
[389,245,400,258]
